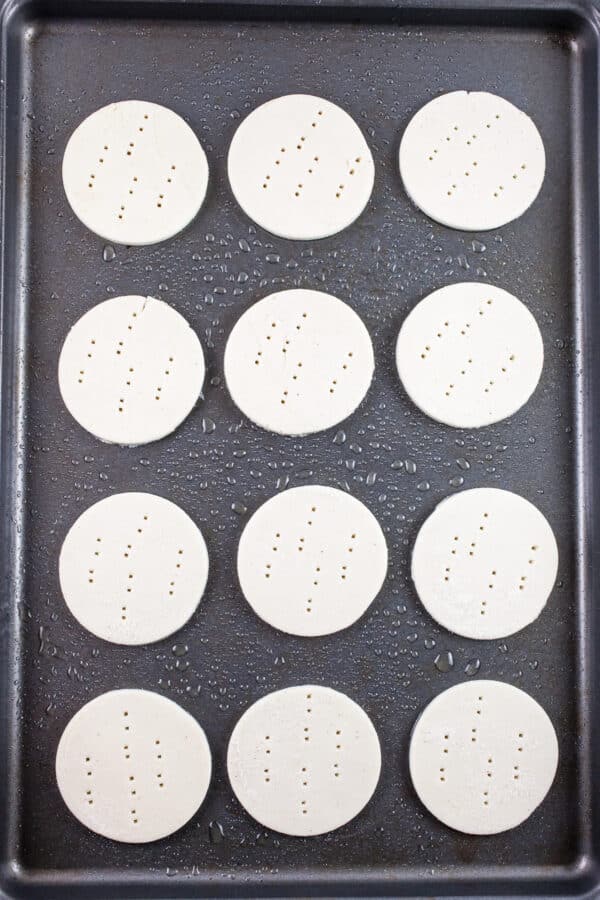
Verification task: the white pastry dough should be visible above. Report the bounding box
[224,289,374,436]
[412,488,558,639]
[237,485,387,636]
[227,685,381,836]
[228,94,374,239]
[396,282,543,428]
[410,680,558,834]
[59,295,204,445]
[56,689,212,843]
[399,91,545,230]
[59,492,209,645]
[63,100,208,245]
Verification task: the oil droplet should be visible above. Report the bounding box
[232,501,248,516]
[102,244,116,262]
[464,658,481,676]
[434,650,454,673]
[405,459,417,474]
[333,429,346,445]
[208,821,225,844]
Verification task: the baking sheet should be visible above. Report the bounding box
[0,0,598,896]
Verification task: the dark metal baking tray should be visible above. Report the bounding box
[0,0,599,896]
